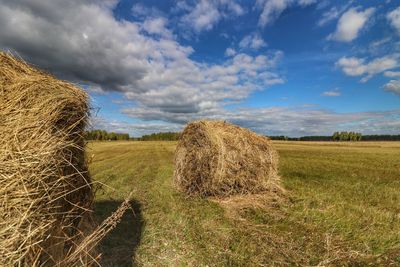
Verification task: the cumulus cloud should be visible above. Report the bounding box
[225,47,236,56]
[255,0,316,28]
[383,80,400,95]
[387,6,400,35]
[180,0,220,32]
[0,0,157,91]
[120,105,400,136]
[179,0,245,33]
[0,0,285,130]
[91,117,183,137]
[142,17,172,38]
[123,51,284,117]
[322,88,341,96]
[256,0,291,27]
[336,55,398,82]
[132,2,164,18]
[328,7,375,42]
[131,4,174,38]
[239,33,267,50]
[384,71,400,77]
[2,0,398,137]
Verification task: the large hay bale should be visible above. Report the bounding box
[174,120,282,197]
[0,52,95,266]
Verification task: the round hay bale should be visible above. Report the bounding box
[0,52,95,266]
[174,120,282,197]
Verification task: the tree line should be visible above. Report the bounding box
[361,135,400,141]
[85,129,400,142]
[85,130,179,141]
[85,129,130,141]
[270,132,400,141]
[139,132,180,141]
[269,135,332,141]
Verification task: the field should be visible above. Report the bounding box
[88,141,400,266]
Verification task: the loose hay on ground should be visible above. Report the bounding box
[0,52,111,266]
[174,120,283,197]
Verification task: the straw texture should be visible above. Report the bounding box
[0,52,95,266]
[174,120,282,197]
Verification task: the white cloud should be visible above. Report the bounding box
[0,0,283,125]
[368,37,392,54]
[318,7,340,26]
[239,33,267,50]
[316,0,330,10]
[328,7,375,42]
[131,4,172,38]
[336,55,398,82]
[317,1,354,27]
[120,105,400,136]
[132,3,163,18]
[383,80,400,95]
[322,88,341,96]
[384,71,400,78]
[256,0,292,27]
[222,0,246,16]
[92,117,183,137]
[142,17,172,38]
[298,0,316,6]
[2,0,398,137]
[225,47,236,56]
[123,51,284,117]
[179,0,245,33]
[387,6,400,35]
[181,0,220,32]
[255,0,316,28]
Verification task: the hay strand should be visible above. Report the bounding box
[61,194,133,266]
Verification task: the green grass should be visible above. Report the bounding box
[88,141,400,266]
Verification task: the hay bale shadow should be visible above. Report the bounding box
[94,200,144,267]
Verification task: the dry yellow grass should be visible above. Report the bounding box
[90,141,400,266]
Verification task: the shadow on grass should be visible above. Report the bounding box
[94,199,144,267]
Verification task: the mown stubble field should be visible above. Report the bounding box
[88,141,400,266]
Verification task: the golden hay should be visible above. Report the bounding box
[174,120,283,197]
[0,52,96,266]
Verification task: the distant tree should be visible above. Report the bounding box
[349,132,355,141]
[331,131,363,142]
[109,132,117,140]
[101,130,107,140]
[140,132,180,141]
[342,131,349,141]
[85,129,130,141]
[332,132,340,141]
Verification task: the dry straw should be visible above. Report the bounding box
[174,120,283,197]
[0,52,128,266]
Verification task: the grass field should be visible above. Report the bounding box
[88,141,400,266]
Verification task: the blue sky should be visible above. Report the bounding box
[1,0,399,136]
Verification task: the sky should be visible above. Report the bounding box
[0,0,399,137]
